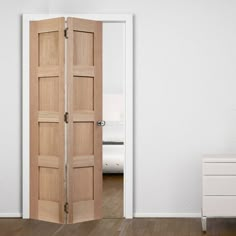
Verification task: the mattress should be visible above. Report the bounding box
[102,144,124,173]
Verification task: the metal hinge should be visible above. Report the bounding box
[64,202,69,214]
[64,112,69,123]
[64,27,68,39]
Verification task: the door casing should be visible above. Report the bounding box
[22,14,133,219]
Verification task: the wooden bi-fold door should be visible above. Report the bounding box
[30,17,103,224]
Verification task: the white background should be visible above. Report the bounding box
[1,0,236,216]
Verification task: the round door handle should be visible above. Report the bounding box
[97,120,106,126]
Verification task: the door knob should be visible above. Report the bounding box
[97,120,106,126]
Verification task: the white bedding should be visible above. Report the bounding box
[103,145,124,173]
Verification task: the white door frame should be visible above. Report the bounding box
[22,14,133,219]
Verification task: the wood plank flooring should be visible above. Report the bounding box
[1,218,236,236]
[103,174,123,218]
[3,175,236,235]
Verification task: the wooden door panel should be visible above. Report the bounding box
[73,31,94,65]
[39,123,59,156]
[39,77,59,112]
[38,200,60,223]
[73,122,94,155]
[67,17,102,223]
[39,167,60,201]
[73,167,94,201]
[30,17,65,224]
[39,31,59,66]
[73,77,94,111]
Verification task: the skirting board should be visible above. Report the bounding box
[134,213,201,218]
[0,213,22,218]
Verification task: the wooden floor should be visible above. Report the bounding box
[103,174,123,218]
[1,218,236,236]
[4,175,236,235]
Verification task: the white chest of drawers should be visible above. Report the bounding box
[202,154,236,231]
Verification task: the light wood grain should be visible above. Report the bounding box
[73,201,95,223]
[30,20,39,220]
[73,122,94,155]
[67,17,103,223]
[73,31,94,66]
[39,123,59,156]
[39,168,60,201]
[73,167,94,201]
[72,18,96,32]
[37,66,60,77]
[39,77,59,112]
[39,31,59,66]
[73,65,95,77]
[38,155,59,168]
[37,18,63,33]
[73,77,94,111]
[38,111,59,123]
[38,200,60,223]
[72,155,95,168]
[73,111,95,122]
[30,17,65,223]
[93,19,103,221]
[31,16,102,224]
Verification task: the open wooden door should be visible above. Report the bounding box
[30,16,103,224]
[30,18,65,223]
[67,17,103,223]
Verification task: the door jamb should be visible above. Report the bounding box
[22,13,133,219]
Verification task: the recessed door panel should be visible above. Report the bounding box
[73,167,94,202]
[39,123,59,156]
[39,167,60,201]
[73,31,94,66]
[73,77,94,111]
[39,77,59,112]
[39,31,59,66]
[73,122,94,155]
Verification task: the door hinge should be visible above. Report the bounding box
[64,112,69,123]
[64,27,68,39]
[64,202,69,214]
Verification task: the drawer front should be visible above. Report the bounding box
[203,176,236,195]
[203,162,236,175]
[203,196,236,216]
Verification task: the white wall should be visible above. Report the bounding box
[1,0,236,216]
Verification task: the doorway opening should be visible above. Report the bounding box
[22,14,133,220]
[102,22,125,218]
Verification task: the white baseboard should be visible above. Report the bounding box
[134,213,201,218]
[0,213,22,218]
